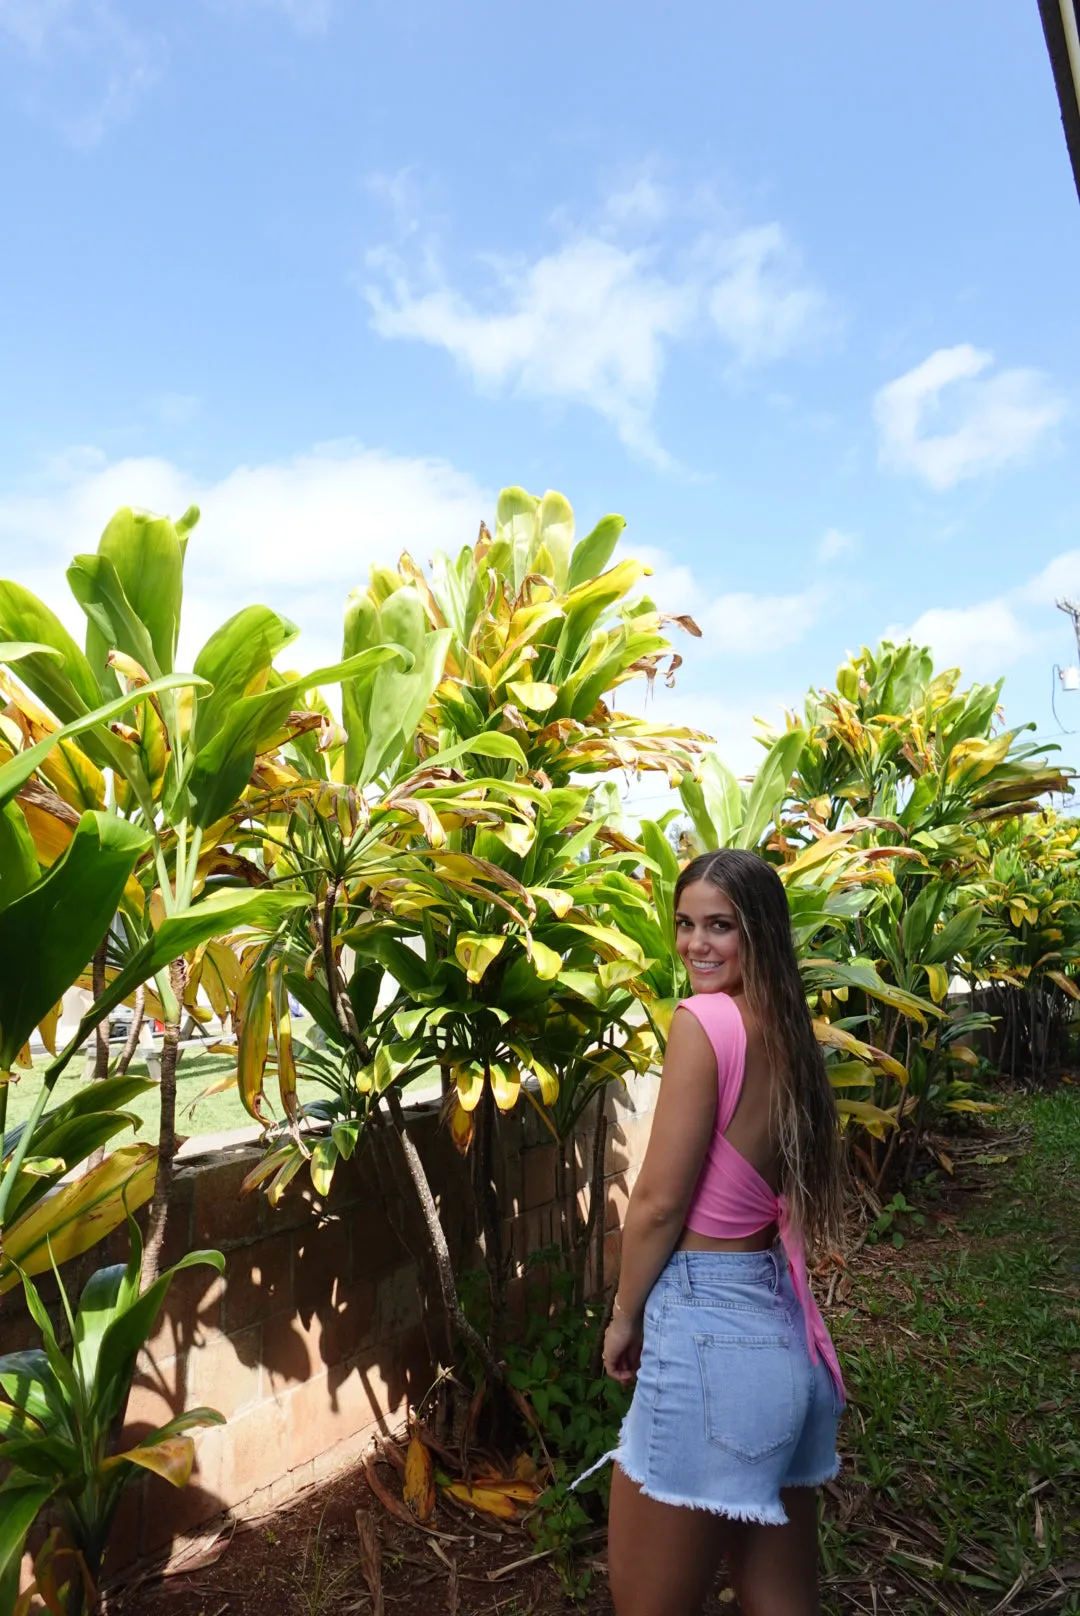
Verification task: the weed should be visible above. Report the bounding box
[824,1090,1080,1614]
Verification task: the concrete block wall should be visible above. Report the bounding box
[1,1074,657,1574]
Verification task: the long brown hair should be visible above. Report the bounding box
[674,849,844,1254]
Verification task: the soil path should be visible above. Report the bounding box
[107,1092,1079,1616]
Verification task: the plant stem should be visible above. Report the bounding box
[383,1084,504,1388]
[114,985,146,1078]
[140,959,185,1287]
[92,937,110,1082]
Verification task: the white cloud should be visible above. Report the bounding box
[897,599,1032,679]
[0,442,488,672]
[887,547,1080,682]
[874,344,1065,491]
[368,239,694,465]
[0,0,160,145]
[364,186,828,464]
[708,225,826,367]
[816,527,856,564]
[211,0,333,34]
[701,586,826,655]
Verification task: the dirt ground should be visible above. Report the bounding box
[101,1101,1078,1616]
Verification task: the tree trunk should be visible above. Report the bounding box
[140,958,186,1288]
[92,936,110,1081]
[572,1094,607,1308]
[115,985,146,1078]
[472,1081,507,1359]
[383,1085,504,1387]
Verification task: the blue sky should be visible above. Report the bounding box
[2,0,1080,798]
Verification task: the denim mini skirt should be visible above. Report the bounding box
[613,1246,843,1525]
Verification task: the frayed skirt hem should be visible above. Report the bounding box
[782,1456,842,1490]
[613,1453,790,1527]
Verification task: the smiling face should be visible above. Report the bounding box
[675,879,745,997]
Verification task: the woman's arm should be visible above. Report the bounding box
[604,1007,718,1381]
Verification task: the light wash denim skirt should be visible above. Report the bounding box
[613,1246,843,1525]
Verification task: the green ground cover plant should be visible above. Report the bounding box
[823,1088,1080,1614]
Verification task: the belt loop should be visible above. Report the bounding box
[768,1250,780,1293]
[677,1251,692,1296]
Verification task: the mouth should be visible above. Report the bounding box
[688,959,722,974]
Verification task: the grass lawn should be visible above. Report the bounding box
[823,1089,1080,1614]
[6,1039,442,1143]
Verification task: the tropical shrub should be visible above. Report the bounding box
[0,1214,224,1615]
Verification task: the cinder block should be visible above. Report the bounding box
[375,1266,423,1341]
[319,1279,377,1366]
[188,1325,263,1418]
[191,1150,264,1247]
[294,1220,352,1315]
[522,1144,557,1211]
[221,1234,293,1332]
[262,1308,323,1396]
[123,1351,185,1440]
[103,1475,144,1575]
[284,1365,380,1471]
[146,1261,224,1357]
[604,1173,630,1232]
[312,1426,372,1485]
[216,1396,291,1509]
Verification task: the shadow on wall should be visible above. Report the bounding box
[5,1077,657,1586]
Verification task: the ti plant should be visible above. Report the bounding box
[0,1212,224,1616]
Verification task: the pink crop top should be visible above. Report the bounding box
[679,992,845,1398]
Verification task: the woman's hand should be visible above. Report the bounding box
[603,1307,644,1385]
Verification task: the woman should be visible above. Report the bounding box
[604,849,845,1616]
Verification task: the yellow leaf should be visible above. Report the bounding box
[35,1001,63,1057]
[443,1481,519,1521]
[0,1145,156,1292]
[492,820,536,857]
[950,1044,979,1067]
[813,1020,908,1082]
[454,933,505,984]
[1047,969,1080,1001]
[834,1098,899,1138]
[506,680,559,713]
[530,1057,559,1105]
[106,1436,195,1488]
[455,1062,485,1112]
[529,940,563,981]
[403,1433,436,1523]
[489,1061,521,1113]
[530,886,573,918]
[237,964,272,1122]
[924,962,949,1004]
[448,1098,475,1154]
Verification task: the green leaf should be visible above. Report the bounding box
[94,506,188,677]
[735,728,804,851]
[48,888,311,1082]
[67,552,162,682]
[3,1075,153,1165]
[422,731,528,773]
[309,1138,339,1197]
[178,644,411,827]
[567,514,626,591]
[0,811,149,1070]
[0,1350,65,1426]
[93,1250,224,1429]
[0,671,209,813]
[192,605,301,752]
[0,582,108,720]
[72,1262,127,1395]
[0,1479,55,1583]
[0,802,38,915]
[679,752,744,851]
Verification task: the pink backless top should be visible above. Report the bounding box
[679,992,845,1399]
